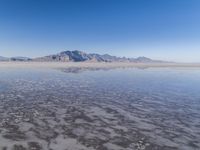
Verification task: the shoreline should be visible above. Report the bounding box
[0,62,200,69]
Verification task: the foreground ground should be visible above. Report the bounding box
[0,63,199,150]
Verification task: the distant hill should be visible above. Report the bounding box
[10,57,32,61]
[0,56,32,61]
[0,50,165,63]
[34,50,163,63]
[0,56,9,61]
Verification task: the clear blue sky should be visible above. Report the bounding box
[0,0,200,62]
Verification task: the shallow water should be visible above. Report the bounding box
[0,67,200,150]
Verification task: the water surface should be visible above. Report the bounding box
[0,67,200,150]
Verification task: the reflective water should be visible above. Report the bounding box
[0,68,200,150]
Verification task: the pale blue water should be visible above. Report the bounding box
[0,67,200,150]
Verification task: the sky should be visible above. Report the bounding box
[0,0,200,62]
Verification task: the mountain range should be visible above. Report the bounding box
[0,50,164,63]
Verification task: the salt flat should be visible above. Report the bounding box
[0,65,200,150]
[0,62,200,69]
